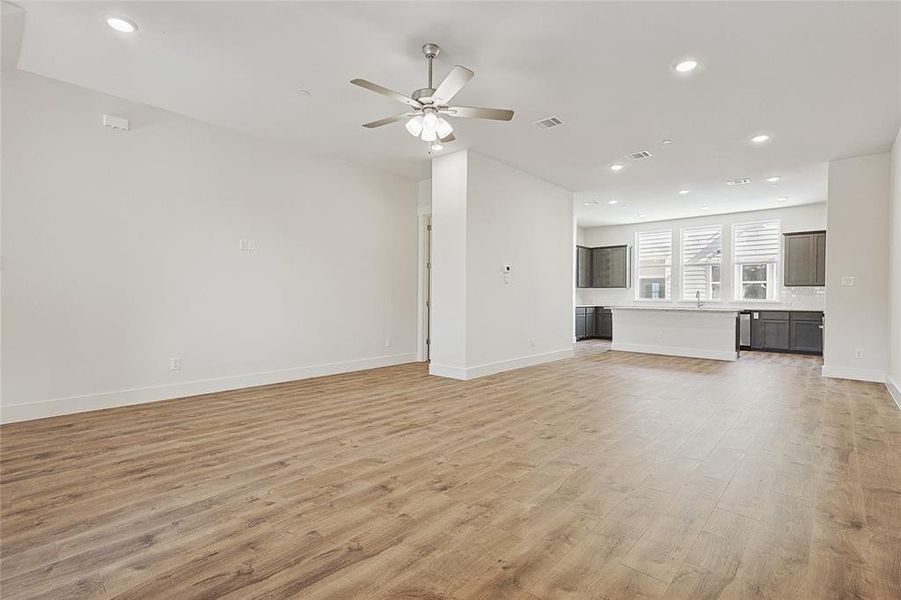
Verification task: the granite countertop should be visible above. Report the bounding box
[576,304,824,313]
[606,306,742,313]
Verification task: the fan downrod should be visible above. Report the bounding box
[415,43,441,103]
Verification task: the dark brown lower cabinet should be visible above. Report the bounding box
[575,306,612,340]
[597,310,612,339]
[789,314,824,352]
[750,311,823,354]
[575,307,587,339]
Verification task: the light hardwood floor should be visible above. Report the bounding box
[2,343,899,599]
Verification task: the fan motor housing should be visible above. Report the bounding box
[412,88,436,103]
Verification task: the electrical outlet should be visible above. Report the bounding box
[854,348,864,359]
[384,335,391,348]
[169,357,181,371]
[529,337,536,348]
[656,330,664,341]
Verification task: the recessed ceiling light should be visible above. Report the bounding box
[610,164,624,172]
[662,138,673,145]
[674,59,699,73]
[777,196,788,202]
[608,200,618,205]
[638,214,647,219]
[583,202,592,206]
[106,16,137,33]
[765,176,781,183]
[750,134,771,144]
[678,189,690,195]
[700,206,711,211]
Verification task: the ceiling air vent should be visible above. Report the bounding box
[625,150,652,160]
[726,178,751,186]
[533,116,564,129]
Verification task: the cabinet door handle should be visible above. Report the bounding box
[818,324,824,329]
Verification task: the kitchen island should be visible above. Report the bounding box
[609,306,740,361]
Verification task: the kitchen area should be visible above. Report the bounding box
[575,208,827,361]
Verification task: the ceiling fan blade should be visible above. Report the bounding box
[351,79,421,108]
[442,106,514,121]
[439,132,455,143]
[432,66,474,105]
[362,114,410,128]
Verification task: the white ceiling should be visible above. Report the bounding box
[7,1,901,225]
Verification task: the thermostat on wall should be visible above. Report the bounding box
[102,114,129,131]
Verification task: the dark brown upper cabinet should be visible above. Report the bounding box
[575,244,630,288]
[576,246,592,288]
[783,231,826,287]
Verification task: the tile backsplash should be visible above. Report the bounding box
[778,286,827,310]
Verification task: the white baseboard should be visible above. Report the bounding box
[429,348,574,381]
[428,363,470,380]
[1,353,417,424]
[611,342,738,362]
[820,365,886,383]
[885,375,901,410]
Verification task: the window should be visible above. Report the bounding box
[681,226,723,301]
[636,230,672,300]
[733,220,781,301]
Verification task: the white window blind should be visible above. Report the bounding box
[636,230,672,300]
[681,226,722,300]
[733,220,781,300]
[733,220,780,264]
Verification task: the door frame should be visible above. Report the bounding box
[417,213,432,362]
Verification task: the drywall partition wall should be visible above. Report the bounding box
[577,203,828,309]
[823,152,891,383]
[464,152,574,375]
[1,71,419,423]
[429,150,574,380]
[428,151,468,378]
[417,179,432,215]
[889,129,901,404]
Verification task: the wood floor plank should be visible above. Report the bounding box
[1,342,899,599]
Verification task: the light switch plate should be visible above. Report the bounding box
[841,276,855,287]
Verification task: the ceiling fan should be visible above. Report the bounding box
[351,43,514,150]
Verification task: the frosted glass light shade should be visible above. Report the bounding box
[436,118,453,139]
[422,111,439,130]
[405,115,423,137]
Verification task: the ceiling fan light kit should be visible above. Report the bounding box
[352,43,514,148]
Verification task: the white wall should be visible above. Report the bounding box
[888,130,901,403]
[430,150,574,379]
[1,71,419,422]
[823,153,891,383]
[577,203,828,309]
